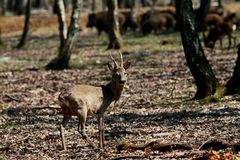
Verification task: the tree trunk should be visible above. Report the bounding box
[217,0,223,8]
[17,0,31,49]
[56,0,67,50]
[15,0,26,15]
[7,0,14,12]
[195,0,210,32]
[225,44,240,95]
[151,0,157,10]
[0,28,4,46]
[130,0,137,26]
[106,0,123,49]
[175,0,220,100]
[141,0,151,7]
[102,0,106,10]
[92,0,96,12]
[46,0,81,70]
[169,0,175,5]
[0,0,6,15]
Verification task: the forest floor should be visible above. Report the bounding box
[0,9,240,160]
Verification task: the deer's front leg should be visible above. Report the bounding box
[98,113,104,149]
[60,114,71,151]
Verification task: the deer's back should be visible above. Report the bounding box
[59,85,104,116]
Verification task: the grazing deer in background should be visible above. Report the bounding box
[205,13,223,29]
[204,13,237,51]
[58,53,131,150]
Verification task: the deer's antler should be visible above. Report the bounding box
[110,53,118,67]
[119,51,123,67]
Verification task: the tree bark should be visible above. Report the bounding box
[195,0,210,32]
[0,0,6,15]
[17,0,31,49]
[140,0,151,7]
[130,0,137,27]
[102,0,106,10]
[92,0,96,12]
[175,0,220,100]
[106,0,123,49]
[217,0,223,8]
[0,28,4,46]
[225,44,240,95]
[56,0,67,50]
[15,0,26,15]
[45,0,81,70]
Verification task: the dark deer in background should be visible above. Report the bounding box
[204,13,237,51]
[58,53,131,150]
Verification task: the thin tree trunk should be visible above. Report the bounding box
[17,0,31,49]
[130,0,137,26]
[0,28,4,46]
[7,0,14,12]
[217,0,223,8]
[56,0,67,50]
[102,0,106,10]
[107,0,123,49]
[141,0,150,7]
[0,0,6,15]
[151,0,157,10]
[46,0,81,70]
[15,0,26,15]
[175,0,220,100]
[92,0,96,12]
[195,0,210,32]
[225,44,240,95]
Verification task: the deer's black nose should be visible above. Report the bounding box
[120,80,126,84]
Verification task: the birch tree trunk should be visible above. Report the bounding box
[175,0,221,100]
[106,0,123,49]
[46,0,81,70]
[17,0,31,49]
[56,0,67,50]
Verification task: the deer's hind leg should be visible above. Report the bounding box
[77,108,97,149]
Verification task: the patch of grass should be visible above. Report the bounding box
[0,58,47,71]
[5,124,21,129]
[123,32,183,52]
[70,58,106,69]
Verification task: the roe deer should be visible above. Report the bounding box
[204,13,237,51]
[58,53,131,150]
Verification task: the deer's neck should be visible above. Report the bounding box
[103,81,124,102]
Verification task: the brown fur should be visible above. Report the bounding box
[119,9,141,33]
[208,6,231,19]
[141,12,176,35]
[205,13,223,28]
[140,6,176,26]
[204,13,236,51]
[86,11,126,35]
[58,53,131,150]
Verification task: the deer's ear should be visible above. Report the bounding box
[123,61,131,70]
[108,63,115,72]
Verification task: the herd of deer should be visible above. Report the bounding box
[86,5,239,51]
[203,7,238,51]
